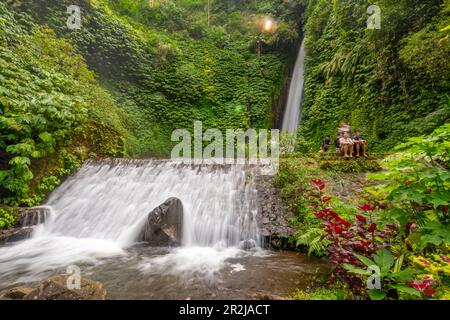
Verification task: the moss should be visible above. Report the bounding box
[79,120,125,158]
[0,206,19,230]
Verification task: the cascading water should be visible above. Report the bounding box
[0,159,262,287]
[282,38,306,135]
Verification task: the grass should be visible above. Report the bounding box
[291,287,343,300]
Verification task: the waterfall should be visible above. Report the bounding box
[282,38,306,135]
[0,159,261,285]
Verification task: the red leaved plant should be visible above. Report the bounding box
[309,180,396,294]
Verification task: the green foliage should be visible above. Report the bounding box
[368,123,450,230]
[342,124,450,299]
[0,207,18,230]
[281,126,449,299]
[291,287,343,300]
[6,0,301,159]
[0,4,126,205]
[343,247,421,300]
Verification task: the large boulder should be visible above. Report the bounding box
[137,197,183,246]
[23,275,107,300]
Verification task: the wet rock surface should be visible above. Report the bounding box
[18,206,51,227]
[0,227,33,244]
[255,175,296,249]
[0,206,51,244]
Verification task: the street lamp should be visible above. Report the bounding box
[263,18,276,33]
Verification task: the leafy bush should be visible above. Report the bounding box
[0,207,18,230]
[0,4,126,205]
[7,0,298,158]
[368,123,449,236]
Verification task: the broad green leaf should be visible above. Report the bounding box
[421,234,442,245]
[393,254,404,273]
[390,268,420,282]
[422,221,450,243]
[390,285,421,297]
[9,156,30,166]
[429,190,450,208]
[440,171,450,182]
[0,170,8,182]
[342,263,370,275]
[354,253,376,268]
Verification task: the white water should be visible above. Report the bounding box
[282,38,306,135]
[0,159,261,287]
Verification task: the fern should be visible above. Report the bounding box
[295,227,329,256]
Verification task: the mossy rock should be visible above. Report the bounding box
[319,158,382,173]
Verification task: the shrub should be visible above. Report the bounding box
[0,207,18,230]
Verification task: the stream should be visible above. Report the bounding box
[0,159,328,299]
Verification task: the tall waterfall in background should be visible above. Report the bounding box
[0,159,260,285]
[282,38,306,135]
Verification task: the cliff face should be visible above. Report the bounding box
[271,74,291,130]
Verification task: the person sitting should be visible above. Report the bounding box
[339,131,354,158]
[320,137,331,153]
[352,129,368,158]
[335,128,342,153]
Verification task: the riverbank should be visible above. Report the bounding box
[276,125,450,300]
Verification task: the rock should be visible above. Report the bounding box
[0,206,50,244]
[18,206,51,227]
[0,227,33,244]
[0,287,34,300]
[255,176,296,249]
[137,197,183,246]
[23,275,107,300]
